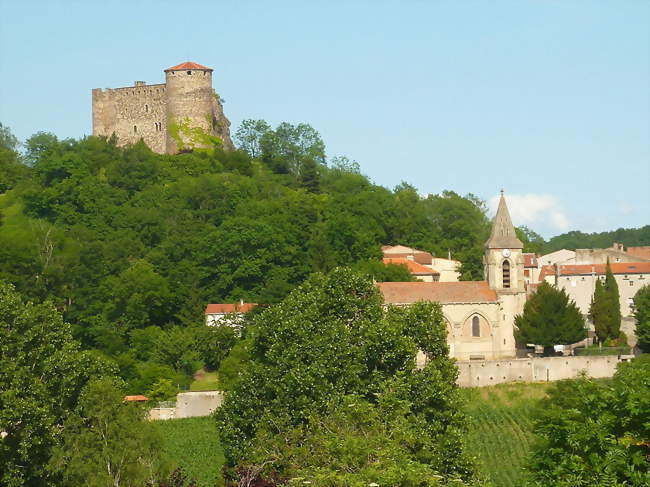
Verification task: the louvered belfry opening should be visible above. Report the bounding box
[502,260,511,288]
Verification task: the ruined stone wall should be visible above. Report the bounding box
[92,82,166,153]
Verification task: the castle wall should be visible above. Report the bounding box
[92,83,166,153]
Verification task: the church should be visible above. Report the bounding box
[378,192,526,361]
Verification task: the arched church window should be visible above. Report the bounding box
[502,260,510,288]
[472,316,480,337]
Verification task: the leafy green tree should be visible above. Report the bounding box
[526,356,650,486]
[589,261,622,344]
[0,123,29,193]
[216,268,475,484]
[352,259,416,282]
[260,122,326,174]
[516,225,546,254]
[49,378,168,486]
[233,119,270,158]
[0,281,116,487]
[515,282,586,355]
[633,284,650,352]
[298,156,320,192]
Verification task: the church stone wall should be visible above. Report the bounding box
[92,83,167,153]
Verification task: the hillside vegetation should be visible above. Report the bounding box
[0,122,498,396]
[544,225,650,253]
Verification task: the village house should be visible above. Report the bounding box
[204,302,257,326]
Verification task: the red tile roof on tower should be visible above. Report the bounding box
[205,303,257,314]
[165,61,213,72]
[383,258,439,275]
[377,281,498,304]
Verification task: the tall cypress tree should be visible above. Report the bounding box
[589,260,622,344]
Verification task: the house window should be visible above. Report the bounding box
[472,316,480,337]
[187,70,192,75]
[502,260,510,288]
[630,281,634,286]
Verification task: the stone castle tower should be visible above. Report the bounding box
[484,190,526,356]
[92,62,233,154]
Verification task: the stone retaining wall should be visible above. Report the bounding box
[456,355,632,387]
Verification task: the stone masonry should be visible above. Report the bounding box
[92,62,233,153]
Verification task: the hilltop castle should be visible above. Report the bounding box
[92,62,233,153]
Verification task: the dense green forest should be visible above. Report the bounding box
[0,121,499,396]
[1,121,648,397]
[544,226,650,252]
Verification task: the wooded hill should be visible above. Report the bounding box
[0,120,647,395]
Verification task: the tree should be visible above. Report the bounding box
[49,378,168,486]
[589,261,622,344]
[526,356,650,486]
[260,122,326,174]
[0,281,116,487]
[515,281,586,355]
[633,284,650,352]
[215,268,477,485]
[233,119,270,158]
[0,123,28,193]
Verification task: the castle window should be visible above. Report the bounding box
[502,260,511,288]
[472,316,480,337]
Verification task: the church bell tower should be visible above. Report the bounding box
[484,190,524,293]
[484,190,525,358]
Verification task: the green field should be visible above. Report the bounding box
[190,371,220,391]
[155,383,550,487]
[462,382,551,487]
[154,416,225,486]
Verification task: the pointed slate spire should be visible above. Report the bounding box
[485,190,523,249]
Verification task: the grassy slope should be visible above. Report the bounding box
[154,416,225,487]
[190,371,220,391]
[462,383,551,487]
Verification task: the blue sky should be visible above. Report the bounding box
[1,0,648,238]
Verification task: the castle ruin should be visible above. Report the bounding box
[92,61,233,153]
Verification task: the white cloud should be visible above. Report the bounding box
[488,193,570,232]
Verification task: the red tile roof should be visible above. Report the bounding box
[538,265,555,281]
[627,246,650,260]
[383,258,439,275]
[205,303,257,314]
[124,395,149,402]
[539,262,650,282]
[377,281,498,304]
[523,253,538,267]
[165,61,212,72]
[558,262,650,276]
